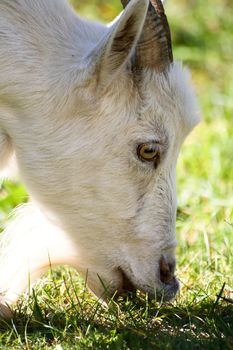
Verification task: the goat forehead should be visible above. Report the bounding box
[138,62,200,134]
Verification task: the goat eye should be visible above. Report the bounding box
[137,143,160,164]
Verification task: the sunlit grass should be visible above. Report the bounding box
[0,0,232,348]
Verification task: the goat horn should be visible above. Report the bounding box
[121,0,173,72]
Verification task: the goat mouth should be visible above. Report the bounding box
[117,267,136,294]
[157,255,180,301]
[116,263,179,301]
[155,276,180,301]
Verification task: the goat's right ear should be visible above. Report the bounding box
[91,0,149,86]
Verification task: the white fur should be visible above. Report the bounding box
[0,0,200,317]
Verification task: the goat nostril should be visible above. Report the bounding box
[159,256,174,284]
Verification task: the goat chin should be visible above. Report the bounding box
[0,203,78,318]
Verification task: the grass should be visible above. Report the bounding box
[0,0,233,349]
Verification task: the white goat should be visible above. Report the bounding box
[0,0,199,318]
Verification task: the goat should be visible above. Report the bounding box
[0,0,200,318]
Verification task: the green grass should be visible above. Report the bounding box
[0,0,233,349]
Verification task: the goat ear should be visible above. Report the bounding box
[92,0,149,85]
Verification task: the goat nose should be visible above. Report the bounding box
[159,255,175,284]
